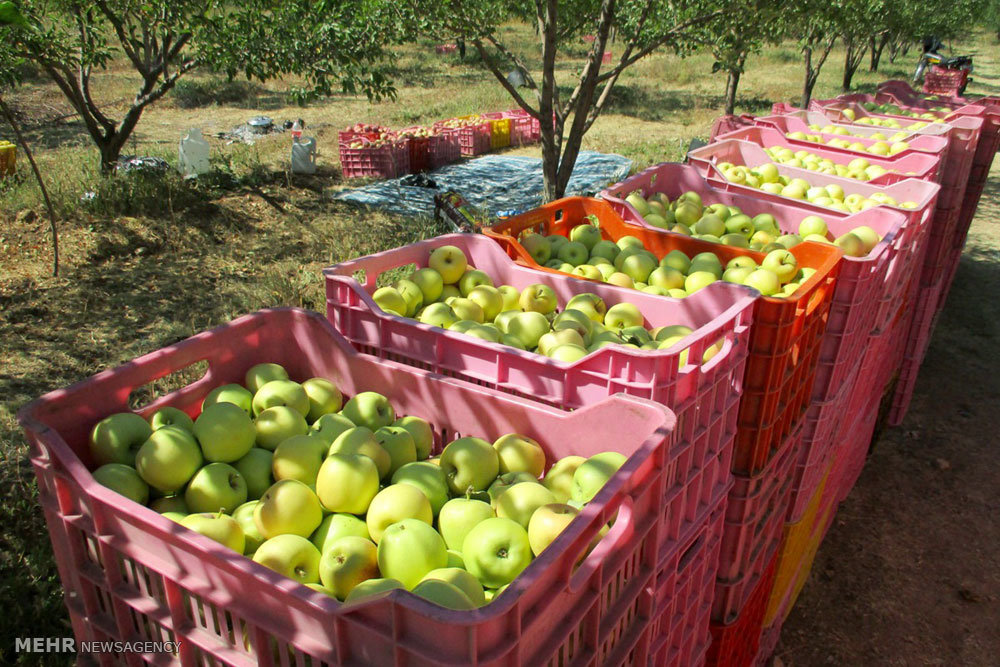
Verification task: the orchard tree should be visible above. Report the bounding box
[403,0,743,200]
[0,1,58,276]
[1,0,399,171]
[709,1,784,115]
[839,0,882,91]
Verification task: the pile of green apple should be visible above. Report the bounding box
[858,101,944,121]
[710,162,920,213]
[785,131,913,157]
[87,363,633,610]
[755,147,904,181]
[803,122,927,141]
[369,245,703,362]
[623,190,882,260]
[519,221,811,299]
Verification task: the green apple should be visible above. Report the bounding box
[557,241,589,266]
[319,536,379,600]
[462,518,533,588]
[495,482,557,529]
[341,392,395,432]
[92,463,149,505]
[798,215,828,238]
[660,250,691,274]
[850,225,880,253]
[528,503,579,556]
[507,311,551,350]
[521,234,552,264]
[447,550,466,569]
[835,232,867,257]
[301,378,343,423]
[393,279,425,317]
[135,426,203,494]
[518,284,558,315]
[272,433,327,486]
[254,406,308,450]
[310,412,356,446]
[569,224,603,251]
[310,512,370,553]
[762,249,799,283]
[723,266,755,284]
[571,452,627,504]
[743,268,781,296]
[625,192,650,216]
[428,245,468,284]
[329,427,391,479]
[684,271,718,294]
[377,518,448,589]
[487,471,539,506]
[456,269,493,297]
[252,534,321,585]
[411,579,476,610]
[420,568,485,606]
[565,293,607,323]
[182,513,245,553]
[604,303,643,331]
[252,380,309,418]
[232,501,265,555]
[438,498,495,551]
[202,383,254,415]
[373,286,408,316]
[366,484,433,543]
[493,310,520,334]
[194,402,256,462]
[150,494,188,514]
[465,285,502,322]
[149,407,194,433]
[552,310,593,340]
[571,265,604,281]
[244,363,289,394]
[493,433,545,478]
[619,253,656,283]
[440,284,462,301]
[776,234,802,249]
[392,415,433,461]
[603,272,632,289]
[185,462,247,514]
[315,453,380,514]
[344,577,405,603]
[161,512,187,524]
[374,426,417,478]
[391,462,449,516]
[542,456,586,503]
[440,437,500,495]
[418,302,458,329]
[648,266,685,290]
[497,285,521,312]
[550,344,588,363]
[538,329,585,356]
[589,240,620,262]
[409,268,445,304]
[305,582,336,598]
[89,412,152,467]
[233,447,274,500]
[254,479,323,539]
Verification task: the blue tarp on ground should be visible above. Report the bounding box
[330,151,633,217]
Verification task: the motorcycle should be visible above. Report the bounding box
[913,36,974,96]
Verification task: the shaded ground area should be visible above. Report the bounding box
[779,165,1000,665]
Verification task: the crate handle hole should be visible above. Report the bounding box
[127,359,210,411]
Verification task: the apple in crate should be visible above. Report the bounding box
[92,463,149,505]
[440,437,500,495]
[319,535,379,600]
[329,427,391,479]
[185,462,248,514]
[254,406,308,450]
[254,479,323,539]
[366,484,433,543]
[233,501,265,555]
[344,577,405,603]
[316,453,380,515]
[462,517,533,588]
[311,413,355,445]
[392,415,433,461]
[438,497,495,551]
[272,434,327,486]
[495,482,557,529]
[253,534,321,585]
[202,383,254,415]
[341,391,395,432]
[542,455,587,503]
[233,447,274,500]
[194,402,256,462]
[377,518,448,589]
[411,579,476,610]
[135,426,203,494]
[182,513,246,553]
[301,378,343,423]
[420,567,486,606]
[89,412,152,466]
[245,362,290,394]
[149,407,194,433]
[571,451,627,504]
[528,503,579,556]
[392,462,450,516]
[375,426,417,477]
[428,245,468,284]
[310,512,371,553]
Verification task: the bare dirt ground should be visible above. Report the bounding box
[778,163,1000,666]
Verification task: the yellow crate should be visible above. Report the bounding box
[0,141,16,177]
[488,118,511,149]
[763,461,831,626]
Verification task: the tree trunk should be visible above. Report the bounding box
[842,40,866,91]
[803,46,815,107]
[888,39,902,63]
[0,96,59,277]
[870,33,888,71]
[723,52,747,115]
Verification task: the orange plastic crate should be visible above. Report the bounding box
[486,197,843,474]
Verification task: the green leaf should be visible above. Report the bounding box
[0,1,28,27]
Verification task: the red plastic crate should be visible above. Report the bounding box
[888,278,946,427]
[339,139,410,179]
[714,423,798,622]
[18,308,685,667]
[400,127,433,173]
[504,109,538,146]
[706,548,779,667]
[834,396,879,502]
[649,504,726,667]
[599,165,843,475]
[430,130,461,168]
[923,65,970,97]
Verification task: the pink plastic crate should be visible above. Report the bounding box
[888,279,945,426]
[504,109,538,145]
[649,504,726,667]
[789,362,858,522]
[834,397,879,502]
[339,140,410,179]
[707,547,778,667]
[433,117,492,156]
[429,130,461,168]
[690,141,939,334]
[923,65,970,97]
[18,308,685,667]
[714,422,798,621]
[690,132,941,183]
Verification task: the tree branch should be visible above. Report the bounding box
[595,8,728,84]
[483,33,539,93]
[470,39,539,116]
[94,0,146,75]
